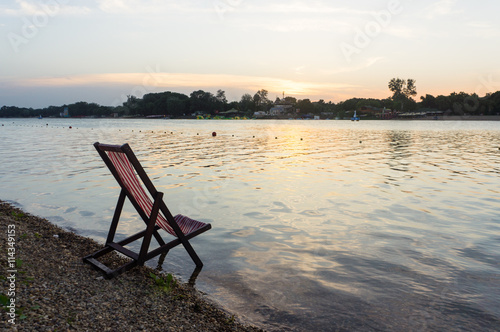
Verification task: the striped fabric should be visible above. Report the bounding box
[106,151,207,236]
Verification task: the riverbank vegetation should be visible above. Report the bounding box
[2,80,500,119]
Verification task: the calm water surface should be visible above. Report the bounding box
[1,118,499,331]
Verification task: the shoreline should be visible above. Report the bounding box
[1,115,500,121]
[0,200,263,331]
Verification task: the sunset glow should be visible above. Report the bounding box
[1,0,499,107]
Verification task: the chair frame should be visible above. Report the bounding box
[83,142,211,279]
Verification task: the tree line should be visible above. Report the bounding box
[1,82,500,118]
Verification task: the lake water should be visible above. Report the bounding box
[1,118,499,331]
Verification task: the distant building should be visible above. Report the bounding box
[60,107,69,118]
[359,105,398,119]
[269,104,294,116]
[253,111,267,118]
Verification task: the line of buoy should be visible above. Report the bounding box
[1,124,311,141]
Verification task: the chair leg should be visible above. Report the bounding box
[152,229,166,247]
[188,266,203,287]
[181,239,203,267]
[106,189,126,244]
[138,192,163,264]
[155,252,168,270]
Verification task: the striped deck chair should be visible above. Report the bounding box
[83,142,211,279]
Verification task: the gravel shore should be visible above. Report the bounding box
[0,201,263,331]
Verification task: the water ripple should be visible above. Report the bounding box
[1,119,499,331]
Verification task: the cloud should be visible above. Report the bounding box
[243,1,371,15]
[243,17,351,33]
[322,56,384,75]
[228,2,370,33]
[466,21,500,39]
[96,0,132,13]
[0,0,91,16]
[95,0,210,15]
[423,0,461,19]
[384,26,417,39]
[9,72,358,101]
[0,0,202,17]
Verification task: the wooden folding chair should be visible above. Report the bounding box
[83,142,211,279]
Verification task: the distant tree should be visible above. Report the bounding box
[216,89,227,103]
[215,89,228,112]
[45,105,63,117]
[405,79,417,99]
[283,96,297,105]
[190,90,217,115]
[420,94,437,109]
[449,91,480,115]
[256,89,268,100]
[480,91,500,115]
[227,101,239,110]
[325,101,336,113]
[239,93,254,114]
[337,98,359,113]
[68,101,94,117]
[388,78,417,99]
[313,99,326,115]
[123,95,140,115]
[388,78,417,111]
[1,106,17,117]
[253,89,270,112]
[355,98,381,110]
[167,95,190,117]
[113,105,127,117]
[136,91,190,117]
[435,95,451,112]
[297,99,313,115]
[380,98,393,110]
[238,94,254,115]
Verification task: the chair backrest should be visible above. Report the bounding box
[94,142,177,235]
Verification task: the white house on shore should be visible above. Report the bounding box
[269,104,294,116]
[253,111,267,118]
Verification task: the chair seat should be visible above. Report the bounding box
[172,214,209,236]
[153,213,209,237]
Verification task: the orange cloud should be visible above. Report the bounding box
[12,72,361,101]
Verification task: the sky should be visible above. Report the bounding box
[1,0,500,108]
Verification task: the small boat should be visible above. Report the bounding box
[351,111,359,121]
[38,115,43,119]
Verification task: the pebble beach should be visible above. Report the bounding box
[0,201,263,331]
